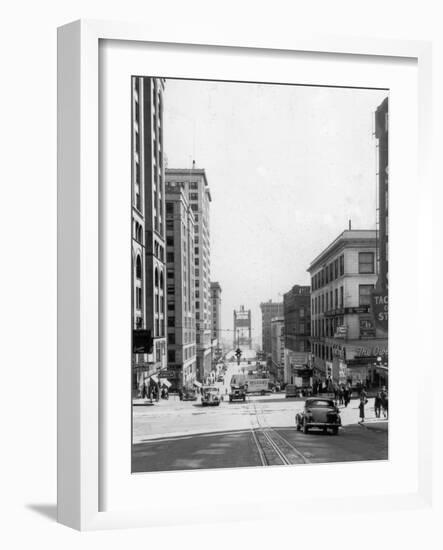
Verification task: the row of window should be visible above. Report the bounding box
[312,255,345,290]
[312,286,344,315]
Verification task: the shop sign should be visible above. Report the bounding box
[334,325,348,338]
[370,289,388,331]
[344,306,370,314]
[359,318,376,338]
[338,361,348,384]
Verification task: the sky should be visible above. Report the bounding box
[162,78,388,348]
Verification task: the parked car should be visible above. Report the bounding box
[295,398,341,435]
[180,388,198,401]
[201,386,221,406]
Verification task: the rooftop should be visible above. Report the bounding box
[308,229,376,272]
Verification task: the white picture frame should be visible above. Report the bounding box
[57,19,433,531]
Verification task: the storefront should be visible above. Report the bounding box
[342,340,388,390]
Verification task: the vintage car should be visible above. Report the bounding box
[295,398,341,435]
[180,388,198,401]
[229,386,246,402]
[201,386,221,406]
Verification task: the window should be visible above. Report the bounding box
[159,271,164,290]
[299,322,305,334]
[190,204,198,211]
[359,252,375,274]
[168,317,175,327]
[168,333,175,345]
[135,255,142,279]
[300,308,305,318]
[166,202,174,215]
[194,247,199,255]
[167,270,174,279]
[135,287,142,309]
[190,182,198,189]
[359,284,374,306]
[166,236,174,246]
[340,286,344,308]
[335,288,338,308]
[167,252,174,263]
[334,259,339,279]
[340,255,344,276]
[166,220,174,230]
[154,268,159,287]
[190,192,198,201]
[168,350,176,363]
[167,302,175,311]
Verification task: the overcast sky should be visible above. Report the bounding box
[163,78,388,347]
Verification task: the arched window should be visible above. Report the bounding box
[154,267,159,287]
[135,255,142,279]
[137,224,143,243]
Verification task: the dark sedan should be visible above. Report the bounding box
[296,398,341,435]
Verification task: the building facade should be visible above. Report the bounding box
[165,167,212,382]
[210,282,223,365]
[375,97,389,292]
[270,317,285,383]
[308,230,388,389]
[260,300,283,356]
[165,182,197,390]
[132,76,167,393]
[283,285,311,385]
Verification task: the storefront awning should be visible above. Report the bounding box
[160,378,171,388]
[193,381,202,388]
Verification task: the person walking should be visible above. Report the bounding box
[338,386,344,406]
[374,392,382,418]
[380,387,388,418]
[359,397,366,423]
[343,386,349,407]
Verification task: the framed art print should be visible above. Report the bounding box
[57,20,433,530]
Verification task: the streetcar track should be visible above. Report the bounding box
[249,399,310,466]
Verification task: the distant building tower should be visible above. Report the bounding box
[233,305,252,349]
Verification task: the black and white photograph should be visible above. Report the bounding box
[131,76,389,473]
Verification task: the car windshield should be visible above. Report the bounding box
[306,400,334,408]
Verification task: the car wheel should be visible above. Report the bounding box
[303,421,309,434]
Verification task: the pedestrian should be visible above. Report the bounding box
[380,387,388,418]
[343,387,349,407]
[374,392,382,418]
[359,397,366,423]
[338,386,344,406]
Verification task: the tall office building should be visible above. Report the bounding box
[210,282,222,341]
[165,167,212,382]
[375,97,389,291]
[165,182,197,390]
[131,76,168,392]
[260,300,283,356]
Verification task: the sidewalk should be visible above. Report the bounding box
[338,397,388,430]
[132,394,182,406]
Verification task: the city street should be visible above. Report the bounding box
[132,356,388,472]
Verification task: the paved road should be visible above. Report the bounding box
[132,423,388,472]
[132,355,388,472]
